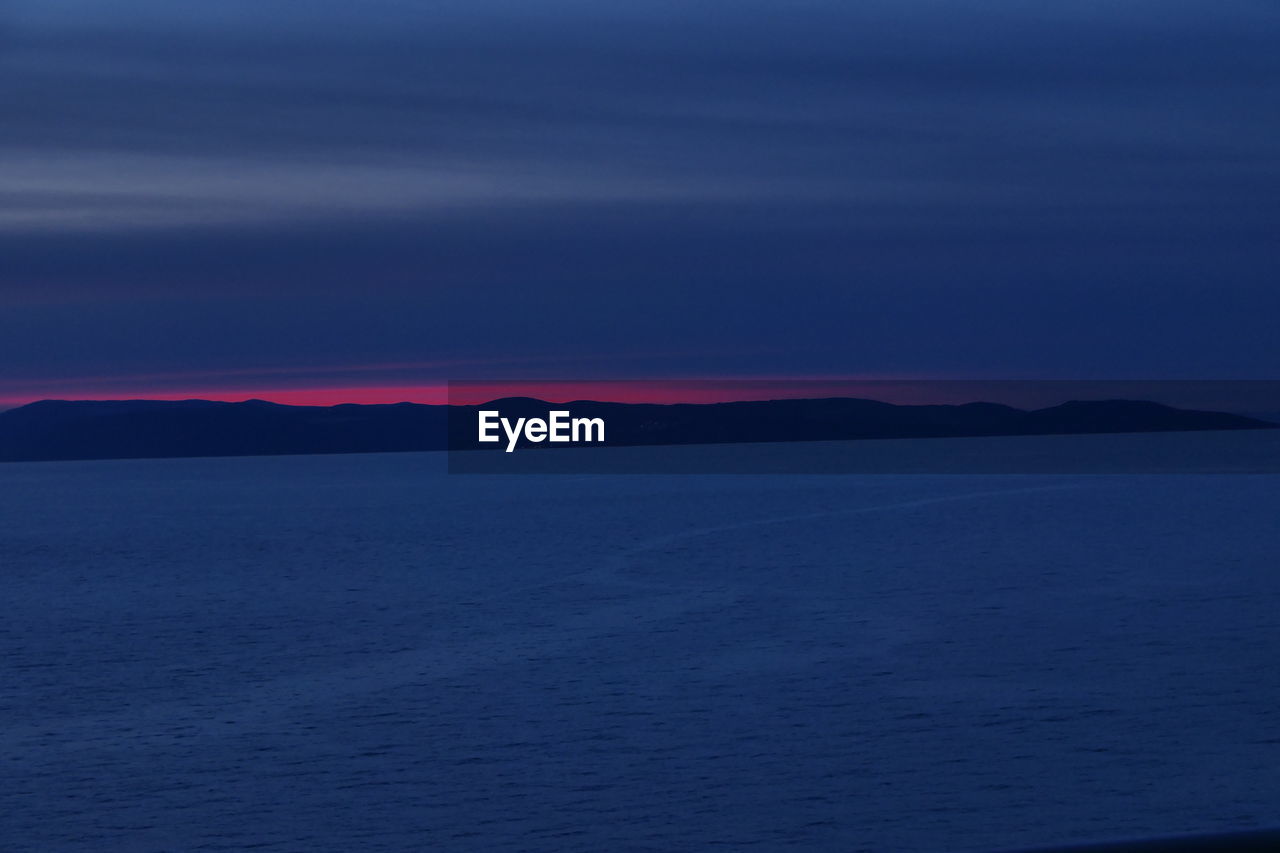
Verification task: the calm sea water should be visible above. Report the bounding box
[2,452,1278,851]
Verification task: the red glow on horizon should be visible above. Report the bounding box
[7,378,1248,412]
[445,380,947,405]
[0,378,956,409]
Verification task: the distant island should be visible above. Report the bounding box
[0,397,1273,463]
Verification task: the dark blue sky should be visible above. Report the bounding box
[2,0,1278,405]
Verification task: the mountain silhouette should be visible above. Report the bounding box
[0,397,1272,463]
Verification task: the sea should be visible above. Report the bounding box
[2,448,1278,851]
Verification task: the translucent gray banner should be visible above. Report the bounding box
[446,380,1280,474]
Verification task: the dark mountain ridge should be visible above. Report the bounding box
[0,397,1272,463]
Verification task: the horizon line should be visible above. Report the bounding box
[3,379,1278,414]
[4,394,1277,424]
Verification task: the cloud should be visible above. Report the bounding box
[0,0,1277,389]
[2,0,1275,234]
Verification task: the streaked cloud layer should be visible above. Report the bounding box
[2,0,1278,403]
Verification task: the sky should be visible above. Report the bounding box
[2,0,1278,407]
